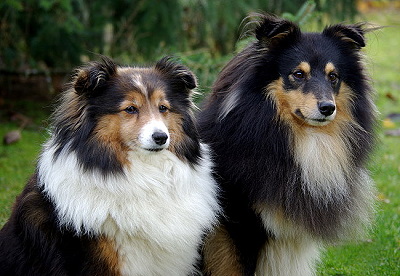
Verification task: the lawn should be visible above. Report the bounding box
[0,9,399,276]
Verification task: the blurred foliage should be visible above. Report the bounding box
[0,0,359,71]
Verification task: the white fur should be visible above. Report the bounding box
[131,74,148,96]
[218,89,240,121]
[255,205,321,276]
[256,236,321,276]
[294,129,350,199]
[38,140,219,276]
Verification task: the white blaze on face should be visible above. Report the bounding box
[138,120,170,151]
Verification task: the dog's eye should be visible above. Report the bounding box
[125,106,139,114]
[159,105,168,113]
[328,72,339,82]
[293,70,305,79]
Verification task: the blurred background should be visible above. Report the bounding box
[0,0,399,275]
[0,0,375,98]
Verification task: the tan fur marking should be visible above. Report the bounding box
[95,115,130,167]
[92,236,121,275]
[266,78,290,121]
[167,112,186,156]
[122,91,146,108]
[297,61,311,74]
[267,78,318,126]
[288,62,311,82]
[325,62,336,75]
[203,225,243,276]
[150,89,169,106]
[334,82,355,122]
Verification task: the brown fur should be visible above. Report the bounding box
[91,237,121,276]
[203,225,243,276]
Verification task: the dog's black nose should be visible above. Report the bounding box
[318,101,336,116]
[152,132,168,145]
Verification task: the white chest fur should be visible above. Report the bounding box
[38,141,219,275]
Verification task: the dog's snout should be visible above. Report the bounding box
[139,121,170,151]
[152,131,168,145]
[318,101,336,116]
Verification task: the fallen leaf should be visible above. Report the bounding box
[383,118,396,128]
[385,92,398,102]
[377,193,390,204]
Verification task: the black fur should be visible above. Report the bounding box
[0,174,116,276]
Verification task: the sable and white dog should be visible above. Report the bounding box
[0,57,219,276]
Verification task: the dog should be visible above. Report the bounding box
[0,56,219,275]
[199,14,376,276]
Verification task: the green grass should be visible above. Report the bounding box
[0,9,399,275]
[0,101,50,225]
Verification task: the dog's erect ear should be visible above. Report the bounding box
[155,56,197,92]
[323,23,366,49]
[74,56,117,96]
[254,14,300,47]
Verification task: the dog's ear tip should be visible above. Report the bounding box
[156,56,197,91]
[73,70,89,94]
[252,13,300,46]
[323,24,367,49]
[73,57,117,96]
[182,71,197,90]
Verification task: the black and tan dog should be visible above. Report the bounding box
[199,15,376,276]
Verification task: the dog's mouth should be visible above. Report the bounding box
[143,147,165,152]
[294,109,334,126]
